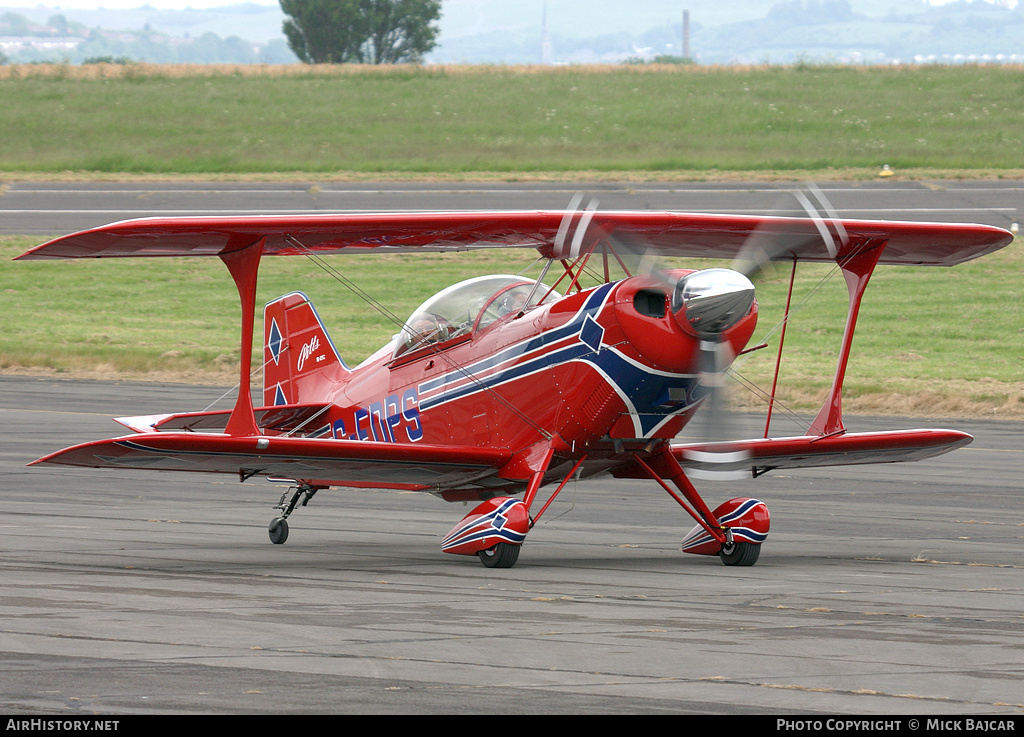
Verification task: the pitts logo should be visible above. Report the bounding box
[296,335,323,372]
[332,388,423,443]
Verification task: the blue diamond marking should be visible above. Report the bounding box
[580,315,605,352]
[268,318,283,364]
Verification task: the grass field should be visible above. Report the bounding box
[2,63,1024,175]
[2,63,1021,418]
[2,232,1021,419]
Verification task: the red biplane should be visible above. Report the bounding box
[17,197,1012,568]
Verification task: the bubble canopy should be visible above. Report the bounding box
[395,274,555,358]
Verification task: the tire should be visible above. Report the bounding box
[268,517,289,545]
[718,541,760,566]
[477,542,520,569]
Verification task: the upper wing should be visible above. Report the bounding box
[16,211,1013,266]
[30,432,512,492]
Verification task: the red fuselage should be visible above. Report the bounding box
[263,270,758,494]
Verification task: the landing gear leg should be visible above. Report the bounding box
[268,483,321,544]
[631,450,769,566]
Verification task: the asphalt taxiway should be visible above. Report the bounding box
[1,376,1021,714]
[3,179,1022,235]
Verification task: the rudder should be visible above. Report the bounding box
[264,292,347,406]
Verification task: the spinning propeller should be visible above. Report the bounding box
[547,186,849,476]
[672,266,756,475]
[684,184,851,476]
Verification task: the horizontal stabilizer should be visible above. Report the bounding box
[116,404,336,435]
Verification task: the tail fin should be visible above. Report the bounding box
[263,292,348,406]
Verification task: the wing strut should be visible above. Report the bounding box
[220,238,265,437]
[764,255,799,437]
[808,239,886,436]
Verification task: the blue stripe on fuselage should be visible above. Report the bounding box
[419,282,614,399]
[416,281,706,437]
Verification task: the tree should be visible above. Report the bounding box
[48,14,70,35]
[1,11,32,36]
[280,0,441,64]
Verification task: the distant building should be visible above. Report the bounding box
[0,36,83,53]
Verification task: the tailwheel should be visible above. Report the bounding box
[267,483,321,545]
[477,542,521,569]
[268,517,289,545]
[718,540,760,566]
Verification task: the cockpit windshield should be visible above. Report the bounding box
[394,274,555,358]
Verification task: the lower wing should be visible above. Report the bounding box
[607,428,971,480]
[31,433,511,492]
[672,428,972,476]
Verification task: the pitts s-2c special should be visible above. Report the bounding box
[17,196,1013,569]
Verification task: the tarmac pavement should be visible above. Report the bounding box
[1,376,1021,715]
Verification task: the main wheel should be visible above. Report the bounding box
[268,517,289,545]
[718,541,760,566]
[477,542,520,569]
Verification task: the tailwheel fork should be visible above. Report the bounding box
[268,482,322,545]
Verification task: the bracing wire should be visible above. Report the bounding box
[284,235,555,440]
[725,185,881,432]
[201,351,281,413]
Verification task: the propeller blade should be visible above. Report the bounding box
[683,336,751,480]
[551,192,600,261]
[731,183,850,280]
[688,184,850,476]
[553,191,585,259]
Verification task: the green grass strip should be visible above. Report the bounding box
[2,64,1023,174]
[2,234,1020,418]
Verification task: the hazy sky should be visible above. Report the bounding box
[22,0,281,9]
[11,0,1013,10]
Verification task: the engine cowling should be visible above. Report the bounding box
[610,269,758,373]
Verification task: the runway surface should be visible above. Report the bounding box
[3,179,1022,235]
[1,376,1022,715]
